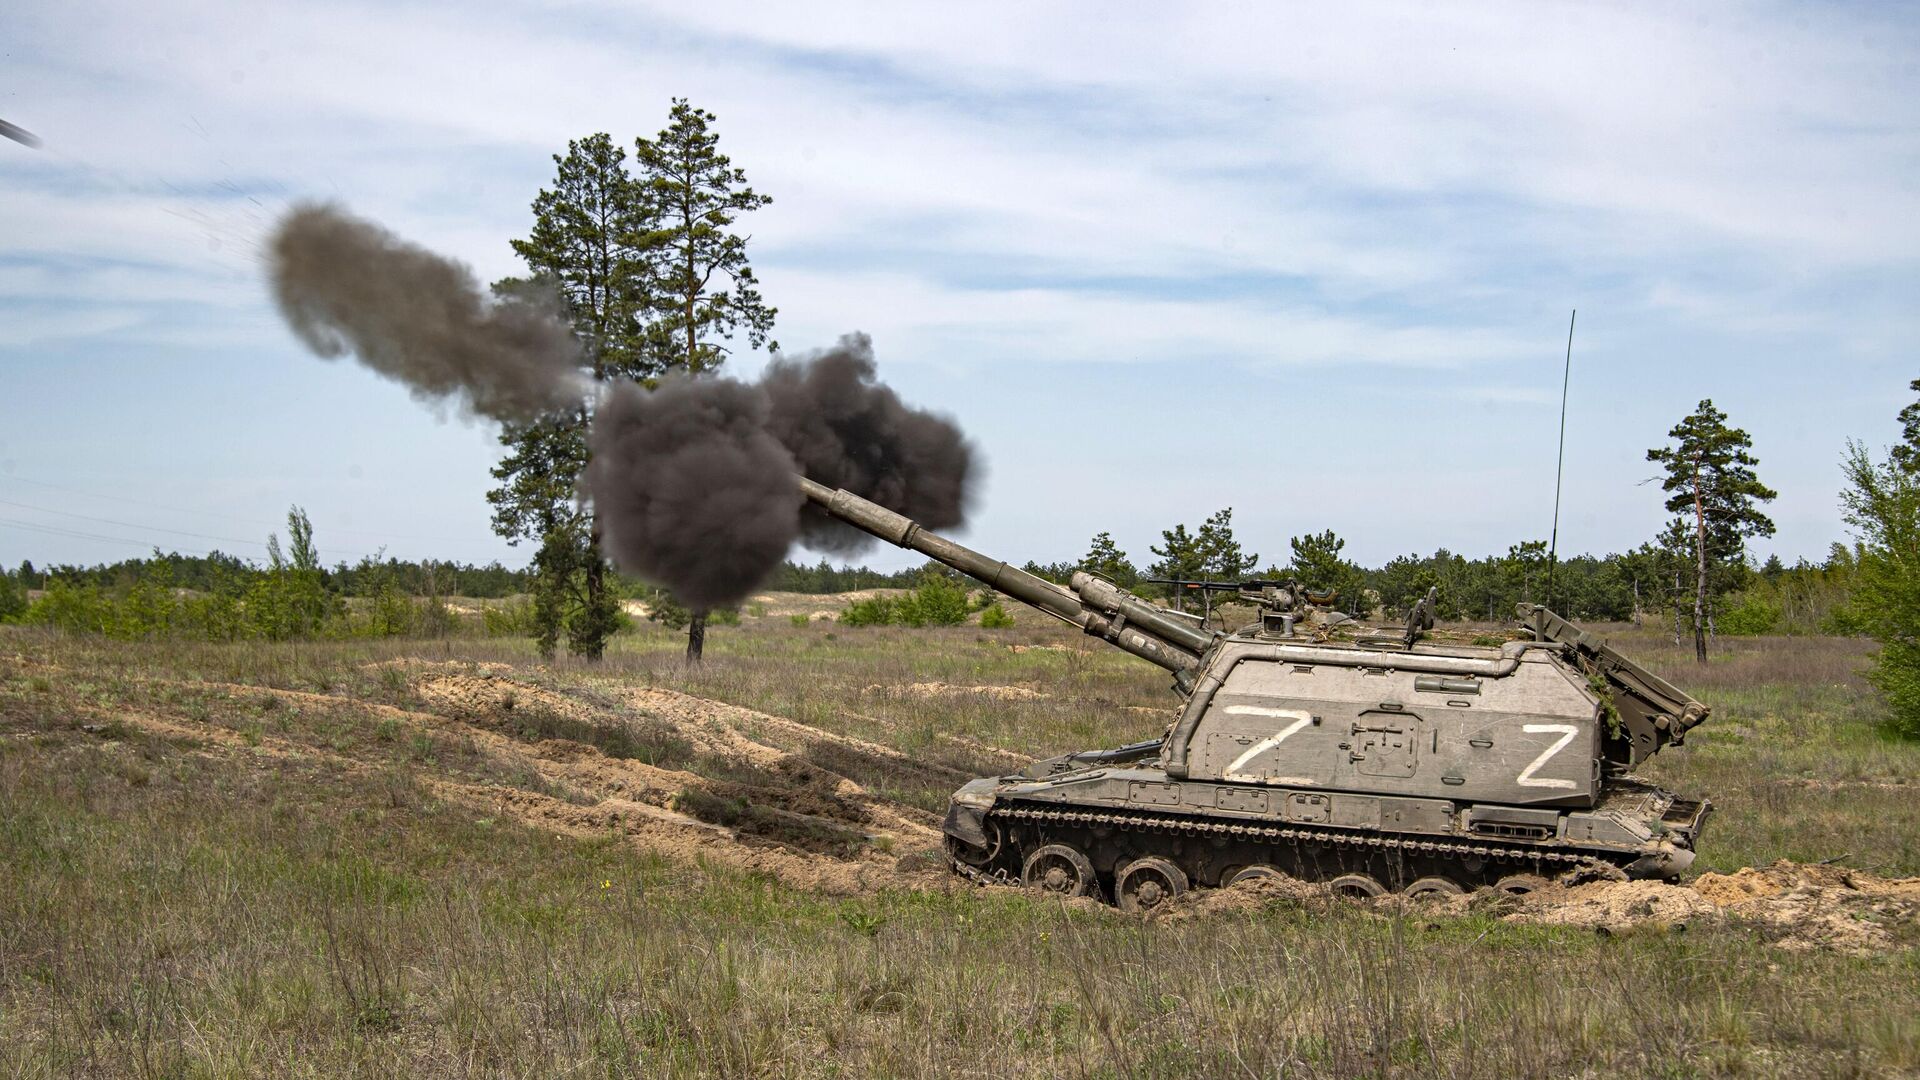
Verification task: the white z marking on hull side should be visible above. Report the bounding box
[1516,723,1579,789]
[1221,705,1315,785]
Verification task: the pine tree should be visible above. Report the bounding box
[1893,378,1920,473]
[633,99,778,376]
[1195,508,1258,582]
[1288,530,1369,617]
[1077,531,1139,588]
[490,134,650,661]
[632,99,778,661]
[1501,540,1548,606]
[1148,523,1205,610]
[1647,400,1777,662]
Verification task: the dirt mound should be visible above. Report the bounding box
[1507,880,1719,933]
[864,682,1050,702]
[416,673,601,724]
[1156,874,1328,921]
[362,658,514,676]
[1689,860,1920,953]
[1490,861,1920,954]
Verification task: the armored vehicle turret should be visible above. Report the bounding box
[800,478,1711,910]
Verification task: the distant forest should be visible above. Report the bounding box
[0,531,1861,643]
[3,550,922,599]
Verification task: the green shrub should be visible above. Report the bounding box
[0,572,24,623]
[1871,641,1920,739]
[978,603,1015,629]
[839,596,899,626]
[898,575,969,627]
[789,613,810,628]
[483,599,536,637]
[24,580,114,635]
[710,606,742,627]
[1718,593,1780,636]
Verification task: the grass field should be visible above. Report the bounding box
[3,612,1918,1077]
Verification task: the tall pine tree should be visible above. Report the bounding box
[489,134,652,661]
[1892,378,1920,473]
[1646,400,1776,662]
[632,99,779,661]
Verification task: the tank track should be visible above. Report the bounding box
[948,800,1629,897]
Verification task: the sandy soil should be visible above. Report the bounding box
[862,681,1050,702]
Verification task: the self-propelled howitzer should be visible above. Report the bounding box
[799,478,1712,910]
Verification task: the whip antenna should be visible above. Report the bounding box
[1546,309,1575,612]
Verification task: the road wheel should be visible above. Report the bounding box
[1022,844,1097,899]
[1402,876,1465,903]
[1115,856,1188,913]
[1327,873,1387,900]
[1226,864,1289,888]
[1494,873,1549,896]
[945,821,1003,870]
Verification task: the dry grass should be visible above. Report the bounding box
[3,619,1919,1077]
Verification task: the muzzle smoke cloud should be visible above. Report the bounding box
[269,203,584,422]
[761,333,971,554]
[585,378,803,611]
[268,205,974,609]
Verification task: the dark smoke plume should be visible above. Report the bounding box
[585,377,802,610]
[759,333,973,554]
[264,204,974,608]
[268,203,583,422]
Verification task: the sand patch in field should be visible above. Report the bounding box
[864,682,1050,702]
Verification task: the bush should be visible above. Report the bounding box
[838,596,898,626]
[839,576,975,628]
[978,603,1015,629]
[483,599,536,637]
[1871,642,1920,740]
[24,580,114,635]
[0,572,24,622]
[1718,593,1780,636]
[789,613,810,628]
[898,575,970,627]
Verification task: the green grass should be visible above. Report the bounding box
[2,620,1918,1076]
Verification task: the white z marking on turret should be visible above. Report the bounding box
[1516,723,1579,789]
[1221,706,1315,784]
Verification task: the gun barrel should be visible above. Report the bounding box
[798,477,1206,680]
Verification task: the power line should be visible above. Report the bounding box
[0,516,230,558]
[0,472,486,544]
[0,497,279,550]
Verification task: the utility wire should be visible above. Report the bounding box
[0,472,484,544]
[0,517,230,558]
[0,497,285,550]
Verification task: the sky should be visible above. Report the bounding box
[2,1,1916,577]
